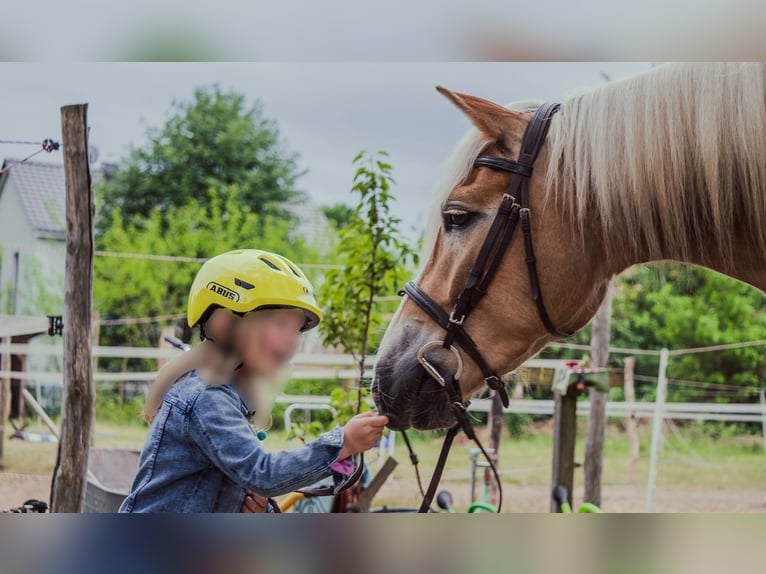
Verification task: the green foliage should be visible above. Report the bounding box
[97,85,301,230]
[286,387,379,443]
[543,263,766,407]
[320,203,355,230]
[612,264,766,402]
[94,184,318,356]
[318,151,418,361]
[95,392,145,425]
[505,413,533,439]
[292,151,417,440]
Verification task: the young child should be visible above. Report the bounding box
[119,249,388,513]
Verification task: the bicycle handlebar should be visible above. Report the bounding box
[436,490,454,511]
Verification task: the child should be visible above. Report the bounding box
[119,249,388,513]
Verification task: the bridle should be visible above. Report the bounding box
[400,102,570,513]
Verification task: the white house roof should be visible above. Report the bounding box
[0,159,67,238]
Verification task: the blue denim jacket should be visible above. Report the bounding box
[119,371,344,513]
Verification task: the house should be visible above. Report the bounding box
[0,160,67,316]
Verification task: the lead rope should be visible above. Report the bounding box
[403,373,504,513]
[400,431,426,498]
[417,425,460,513]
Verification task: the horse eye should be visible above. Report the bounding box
[444,209,472,229]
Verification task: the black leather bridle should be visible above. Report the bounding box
[401,102,570,513]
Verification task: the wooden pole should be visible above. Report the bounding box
[50,104,95,513]
[0,337,10,469]
[583,282,613,506]
[645,347,669,512]
[623,357,639,484]
[550,382,578,512]
[354,457,398,511]
[21,388,59,439]
[487,390,504,505]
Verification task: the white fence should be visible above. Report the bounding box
[3,343,765,426]
[276,394,766,423]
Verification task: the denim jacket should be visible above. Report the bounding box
[119,371,344,513]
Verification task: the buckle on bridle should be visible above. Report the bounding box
[449,310,465,326]
[484,375,503,390]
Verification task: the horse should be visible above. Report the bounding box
[373,62,766,431]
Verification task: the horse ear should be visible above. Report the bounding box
[436,85,525,148]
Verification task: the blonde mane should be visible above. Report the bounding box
[546,62,766,263]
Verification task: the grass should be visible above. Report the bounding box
[2,415,765,512]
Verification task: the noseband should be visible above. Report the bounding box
[401,102,570,513]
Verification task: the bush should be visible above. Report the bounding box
[95,392,145,425]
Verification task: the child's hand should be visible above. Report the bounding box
[338,412,389,460]
[240,492,269,513]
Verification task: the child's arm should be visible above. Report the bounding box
[189,385,345,498]
[144,341,224,423]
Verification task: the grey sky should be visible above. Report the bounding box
[0,63,649,240]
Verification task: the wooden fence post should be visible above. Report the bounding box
[550,382,578,512]
[583,282,613,506]
[50,104,95,513]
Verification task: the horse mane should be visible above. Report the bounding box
[545,62,766,263]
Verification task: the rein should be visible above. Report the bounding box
[402,369,503,513]
[401,102,569,513]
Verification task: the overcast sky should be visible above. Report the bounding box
[0,63,650,240]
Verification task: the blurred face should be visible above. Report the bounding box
[233,309,304,377]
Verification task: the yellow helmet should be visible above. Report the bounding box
[187,249,322,332]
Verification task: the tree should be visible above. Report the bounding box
[611,264,766,402]
[541,263,766,405]
[94,184,319,356]
[285,151,416,441]
[97,85,302,230]
[318,151,418,413]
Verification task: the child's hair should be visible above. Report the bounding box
[143,334,286,431]
[143,340,239,423]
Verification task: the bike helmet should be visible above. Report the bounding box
[187,249,322,332]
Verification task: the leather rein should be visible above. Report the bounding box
[401,102,570,513]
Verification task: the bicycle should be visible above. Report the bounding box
[1,499,48,513]
[436,490,498,513]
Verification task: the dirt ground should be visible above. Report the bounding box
[4,470,764,513]
[373,476,766,513]
[0,472,52,510]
